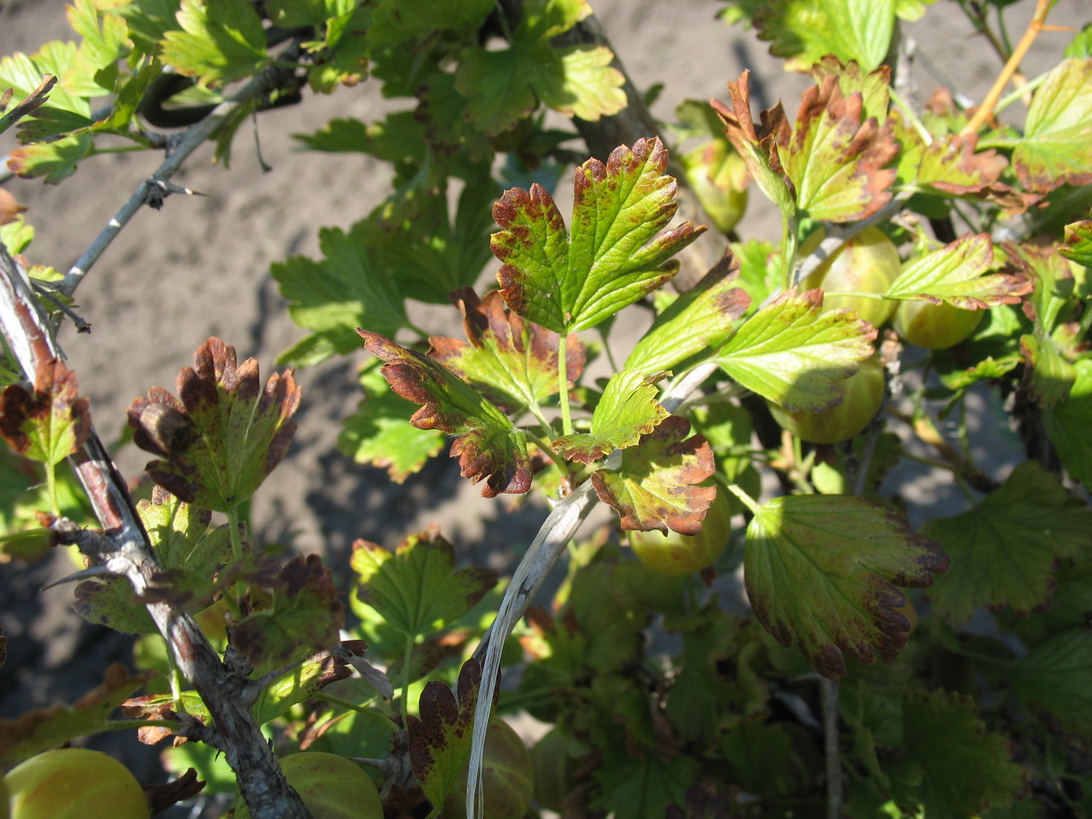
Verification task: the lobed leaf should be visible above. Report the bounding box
[554,369,669,464]
[492,137,704,334]
[359,330,532,497]
[1044,358,1092,489]
[367,0,494,49]
[591,415,716,534]
[430,288,586,415]
[884,233,1032,308]
[744,495,948,678]
[351,526,497,640]
[0,357,90,467]
[715,289,877,412]
[1010,629,1092,736]
[253,648,357,726]
[1061,214,1092,269]
[753,0,897,72]
[1012,57,1092,193]
[160,0,271,86]
[128,338,301,511]
[74,577,158,635]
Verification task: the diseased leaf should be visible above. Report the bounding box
[753,0,897,72]
[555,369,669,463]
[430,288,586,415]
[161,0,271,86]
[1060,214,1092,269]
[1012,57,1092,193]
[1010,629,1092,735]
[272,222,411,365]
[253,649,356,726]
[359,330,532,497]
[73,578,158,635]
[899,131,1009,197]
[591,415,716,534]
[351,527,497,640]
[744,495,948,678]
[885,233,1032,308]
[338,365,445,483]
[0,44,92,142]
[715,289,877,412]
[922,462,1092,624]
[903,691,1025,817]
[809,57,890,123]
[626,259,751,373]
[492,137,704,334]
[0,664,155,766]
[1045,358,1092,488]
[63,0,128,97]
[128,338,301,511]
[230,554,344,669]
[5,134,95,183]
[0,358,90,467]
[406,659,483,812]
[140,486,233,576]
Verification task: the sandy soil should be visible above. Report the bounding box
[0,0,1084,809]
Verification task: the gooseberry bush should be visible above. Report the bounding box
[1,0,1091,818]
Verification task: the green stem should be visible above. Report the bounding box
[523,429,567,473]
[557,332,573,436]
[888,88,932,146]
[43,462,59,517]
[782,214,799,291]
[726,482,762,516]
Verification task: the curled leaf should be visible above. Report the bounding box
[0,357,90,466]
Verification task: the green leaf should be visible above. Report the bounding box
[406,659,482,812]
[253,649,355,726]
[454,45,539,137]
[0,359,90,467]
[351,528,497,639]
[128,338,301,512]
[73,577,158,635]
[430,288,586,416]
[1066,23,1092,59]
[338,365,445,483]
[139,486,232,576]
[1044,358,1092,488]
[230,554,344,669]
[161,0,271,86]
[116,0,182,57]
[626,262,751,373]
[0,43,92,141]
[271,222,411,364]
[744,495,948,678]
[1061,214,1092,269]
[1020,333,1075,407]
[0,665,156,766]
[885,233,1031,308]
[590,415,717,534]
[359,331,532,497]
[1010,629,1092,735]
[63,0,128,97]
[5,134,94,184]
[492,137,704,334]
[715,290,876,412]
[922,462,1092,623]
[903,690,1025,817]
[554,369,669,463]
[731,238,784,311]
[537,44,627,121]
[809,56,891,123]
[1012,57,1092,192]
[753,0,897,72]
[591,753,699,819]
[367,0,493,49]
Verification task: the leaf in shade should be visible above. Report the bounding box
[1012,57,1092,193]
[0,625,6,668]
[903,690,1025,817]
[744,494,948,679]
[338,365,446,483]
[0,358,90,467]
[128,338,301,512]
[715,289,877,412]
[406,658,484,812]
[429,288,586,415]
[492,137,704,334]
[884,234,1032,308]
[351,526,497,640]
[229,554,344,669]
[921,461,1092,624]
[591,415,716,534]
[626,259,751,374]
[140,486,233,576]
[0,664,155,766]
[252,649,357,726]
[809,57,890,123]
[160,0,270,86]
[73,578,158,635]
[359,330,532,497]
[1045,358,1092,489]
[1010,629,1092,736]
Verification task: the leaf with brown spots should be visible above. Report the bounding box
[0,358,90,467]
[360,329,532,497]
[1012,57,1092,193]
[744,495,948,679]
[406,658,485,813]
[429,288,586,415]
[127,338,300,512]
[591,415,716,534]
[491,137,704,334]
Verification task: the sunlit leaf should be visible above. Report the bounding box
[253,649,356,726]
[555,369,669,463]
[715,289,877,412]
[1012,57,1092,192]
[161,0,271,86]
[885,233,1032,308]
[0,358,90,467]
[351,527,497,639]
[73,577,158,635]
[359,331,532,497]
[744,495,948,678]
[753,0,897,72]
[492,137,704,333]
[1061,214,1092,269]
[63,0,127,97]
[591,415,716,534]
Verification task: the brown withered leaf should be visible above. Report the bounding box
[0,664,155,766]
[591,415,717,534]
[144,768,206,815]
[0,188,26,226]
[429,288,586,415]
[0,357,90,467]
[128,338,300,511]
